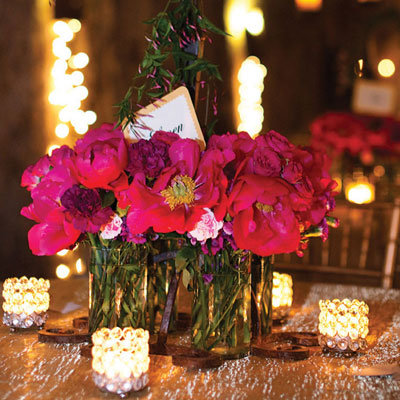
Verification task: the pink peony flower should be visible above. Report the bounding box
[189,208,223,242]
[100,214,123,239]
[228,174,300,256]
[123,139,228,235]
[74,124,129,190]
[27,208,81,256]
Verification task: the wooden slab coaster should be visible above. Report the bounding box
[251,332,320,360]
[38,328,91,344]
[80,344,93,358]
[252,342,310,361]
[172,348,224,369]
[72,316,88,329]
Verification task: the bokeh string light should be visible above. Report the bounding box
[49,18,97,152]
[237,56,267,136]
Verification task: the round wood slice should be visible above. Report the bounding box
[171,348,224,369]
[252,342,310,361]
[80,344,93,358]
[72,316,88,329]
[38,328,91,344]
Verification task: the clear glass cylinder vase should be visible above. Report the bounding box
[191,249,252,359]
[88,244,148,334]
[251,255,273,338]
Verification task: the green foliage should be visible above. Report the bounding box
[115,0,226,129]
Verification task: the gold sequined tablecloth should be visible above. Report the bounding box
[0,278,400,400]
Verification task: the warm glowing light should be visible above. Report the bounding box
[237,56,267,136]
[52,44,72,61]
[55,123,69,138]
[75,258,85,274]
[373,165,385,177]
[75,123,89,135]
[53,20,69,36]
[378,59,395,78]
[56,264,71,280]
[227,1,248,36]
[2,277,50,328]
[57,249,69,256]
[73,85,89,100]
[85,110,97,125]
[345,182,375,204]
[272,272,293,307]
[295,0,322,11]
[245,8,264,36]
[92,327,150,394]
[71,52,89,69]
[47,145,60,155]
[71,71,84,86]
[318,299,369,352]
[68,19,82,33]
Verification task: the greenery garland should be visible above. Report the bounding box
[116,0,226,135]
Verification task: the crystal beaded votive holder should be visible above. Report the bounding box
[92,327,150,396]
[318,299,369,353]
[2,276,50,329]
[272,272,293,320]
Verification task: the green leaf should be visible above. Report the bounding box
[121,264,141,273]
[101,191,115,208]
[182,268,192,289]
[117,205,129,217]
[175,246,197,272]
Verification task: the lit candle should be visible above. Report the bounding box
[318,299,369,352]
[272,272,293,320]
[345,181,375,204]
[92,327,150,395]
[295,0,322,11]
[2,276,50,329]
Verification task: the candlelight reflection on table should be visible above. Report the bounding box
[272,272,293,320]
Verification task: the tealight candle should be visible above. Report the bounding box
[318,299,369,352]
[92,327,150,396]
[2,276,50,329]
[272,272,293,320]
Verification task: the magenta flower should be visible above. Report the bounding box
[74,124,129,190]
[61,185,113,233]
[27,208,81,256]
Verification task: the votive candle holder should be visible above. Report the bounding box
[2,276,50,329]
[318,298,369,353]
[92,327,150,396]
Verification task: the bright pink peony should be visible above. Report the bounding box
[228,174,300,256]
[122,139,228,235]
[27,208,81,256]
[74,124,129,190]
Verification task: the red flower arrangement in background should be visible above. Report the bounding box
[310,112,400,164]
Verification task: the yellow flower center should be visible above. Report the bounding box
[161,175,196,210]
[255,202,274,213]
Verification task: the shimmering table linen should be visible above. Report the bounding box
[0,278,400,400]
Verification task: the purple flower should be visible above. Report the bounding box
[127,138,170,178]
[202,274,213,285]
[61,185,113,233]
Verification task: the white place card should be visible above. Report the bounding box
[352,79,396,117]
[123,86,205,149]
